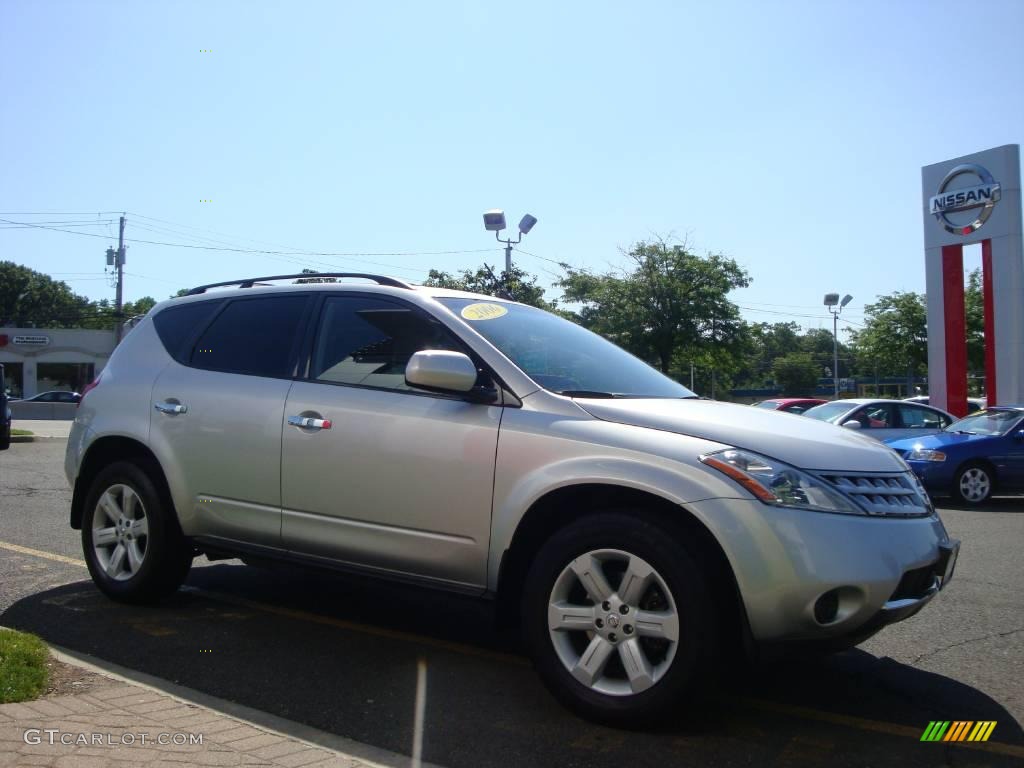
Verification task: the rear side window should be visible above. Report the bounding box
[154,301,223,364]
[191,296,308,378]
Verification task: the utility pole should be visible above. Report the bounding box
[114,215,126,344]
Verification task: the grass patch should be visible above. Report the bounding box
[0,629,50,703]
[10,429,33,436]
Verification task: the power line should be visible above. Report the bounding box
[0,217,501,260]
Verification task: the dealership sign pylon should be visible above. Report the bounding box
[922,145,1022,416]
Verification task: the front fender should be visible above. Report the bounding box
[487,409,747,589]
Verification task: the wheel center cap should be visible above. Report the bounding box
[607,614,620,628]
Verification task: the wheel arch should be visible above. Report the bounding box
[494,483,750,654]
[71,436,177,531]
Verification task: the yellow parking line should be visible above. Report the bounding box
[0,540,86,567]
[0,539,526,667]
[4,538,1022,758]
[179,585,530,667]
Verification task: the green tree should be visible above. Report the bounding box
[0,261,93,327]
[735,321,800,387]
[558,239,750,376]
[847,291,927,390]
[423,263,556,310]
[800,327,852,380]
[772,352,820,396]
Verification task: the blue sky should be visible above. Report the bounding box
[2,0,1022,336]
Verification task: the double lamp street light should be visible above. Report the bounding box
[824,292,853,400]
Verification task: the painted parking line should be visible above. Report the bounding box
[3,539,1022,758]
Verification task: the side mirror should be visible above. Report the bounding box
[406,350,480,395]
[841,420,862,430]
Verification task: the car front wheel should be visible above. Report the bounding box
[82,461,193,603]
[954,462,993,505]
[521,512,716,726]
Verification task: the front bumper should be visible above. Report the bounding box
[903,459,957,494]
[688,497,956,645]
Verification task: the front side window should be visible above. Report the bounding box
[310,296,463,391]
[437,298,694,398]
[190,295,308,378]
[853,403,894,429]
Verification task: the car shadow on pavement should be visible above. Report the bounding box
[3,564,1021,768]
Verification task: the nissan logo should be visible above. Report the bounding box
[928,163,1001,236]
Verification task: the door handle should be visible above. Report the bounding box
[287,415,332,430]
[154,401,188,415]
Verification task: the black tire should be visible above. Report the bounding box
[521,511,717,727]
[81,460,193,603]
[952,461,994,506]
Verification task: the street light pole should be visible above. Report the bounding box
[824,293,853,400]
[482,210,538,290]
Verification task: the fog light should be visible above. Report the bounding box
[814,589,840,624]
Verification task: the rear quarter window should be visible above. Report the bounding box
[153,300,223,364]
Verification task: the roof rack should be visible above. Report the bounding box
[184,273,414,296]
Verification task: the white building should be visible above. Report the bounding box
[0,327,116,398]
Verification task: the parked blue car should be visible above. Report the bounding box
[886,407,1024,505]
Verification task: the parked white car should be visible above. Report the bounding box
[802,398,955,442]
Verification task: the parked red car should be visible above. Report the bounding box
[752,397,827,415]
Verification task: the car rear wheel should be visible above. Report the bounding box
[521,512,716,726]
[82,461,193,603]
[954,462,993,505]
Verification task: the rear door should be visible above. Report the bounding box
[895,403,952,440]
[149,293,311,548]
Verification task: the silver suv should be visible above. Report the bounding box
[65,273,958,724]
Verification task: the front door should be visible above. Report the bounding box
[281,294,502,589]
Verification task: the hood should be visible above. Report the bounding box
[576,398,906,472]
[887,431,994,451]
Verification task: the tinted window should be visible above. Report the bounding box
[154,300,223,364]
[191,296,308,377]
[56,392,78,403]
[36,392,56,402]
[311,296,463,391]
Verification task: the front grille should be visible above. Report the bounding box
[817,472,931,517]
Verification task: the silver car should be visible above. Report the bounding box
[65,273,958,725]
[802,398,955,442]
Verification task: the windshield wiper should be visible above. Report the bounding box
[557,390,619,398]
[952,429,976,435]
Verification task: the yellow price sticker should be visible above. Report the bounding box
[460,303,508,321]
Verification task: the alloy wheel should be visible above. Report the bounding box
[91,483,149,581]
[547,548,679,696]
[959,467,991,503]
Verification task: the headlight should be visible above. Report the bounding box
[700,448,863,515]
[905,447,946,462]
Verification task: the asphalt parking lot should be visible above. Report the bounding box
[2,438,1022,767]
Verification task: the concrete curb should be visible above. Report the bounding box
[45,642,443,768]
[10,434,37,443]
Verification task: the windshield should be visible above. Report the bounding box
[944,409,1024,436]
[438,298,695,398]
[802,402,853,422]
[754,401,780,409]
